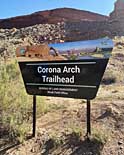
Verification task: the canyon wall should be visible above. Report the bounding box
[109,0,124,36]
[65,0,124,41]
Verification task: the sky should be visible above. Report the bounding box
[0,0,116,19]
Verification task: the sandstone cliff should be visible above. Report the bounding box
[110,0,124,20]
[0,8,108,29]
[109,0,124,36]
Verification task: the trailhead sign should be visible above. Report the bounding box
[16,38,113,99]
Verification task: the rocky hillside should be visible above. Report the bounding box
[0,8,108,29]
[0,23,65,59]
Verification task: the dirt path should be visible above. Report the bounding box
[1,96,123,155]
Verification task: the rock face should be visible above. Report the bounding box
[65,21,110,41]
[109,0,124,36]
[0,8,108,29]
[0,23,65,59]
[110,0,124,20]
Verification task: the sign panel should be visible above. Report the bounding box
[16,38,113,99]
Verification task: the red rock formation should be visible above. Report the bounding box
[0,8,108,29]
[110,0,124,20]
[109,0,124,36]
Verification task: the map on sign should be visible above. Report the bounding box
[16,37,113,99]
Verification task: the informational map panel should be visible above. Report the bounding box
[16,38,113,99]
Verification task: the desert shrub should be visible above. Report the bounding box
[101,77,116,85]
[91,126,110,145]
[0,59,32,142]
[0,59,65,142]
[102,70,116,85]
[67,121,83,139]
[49,132,64,148]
